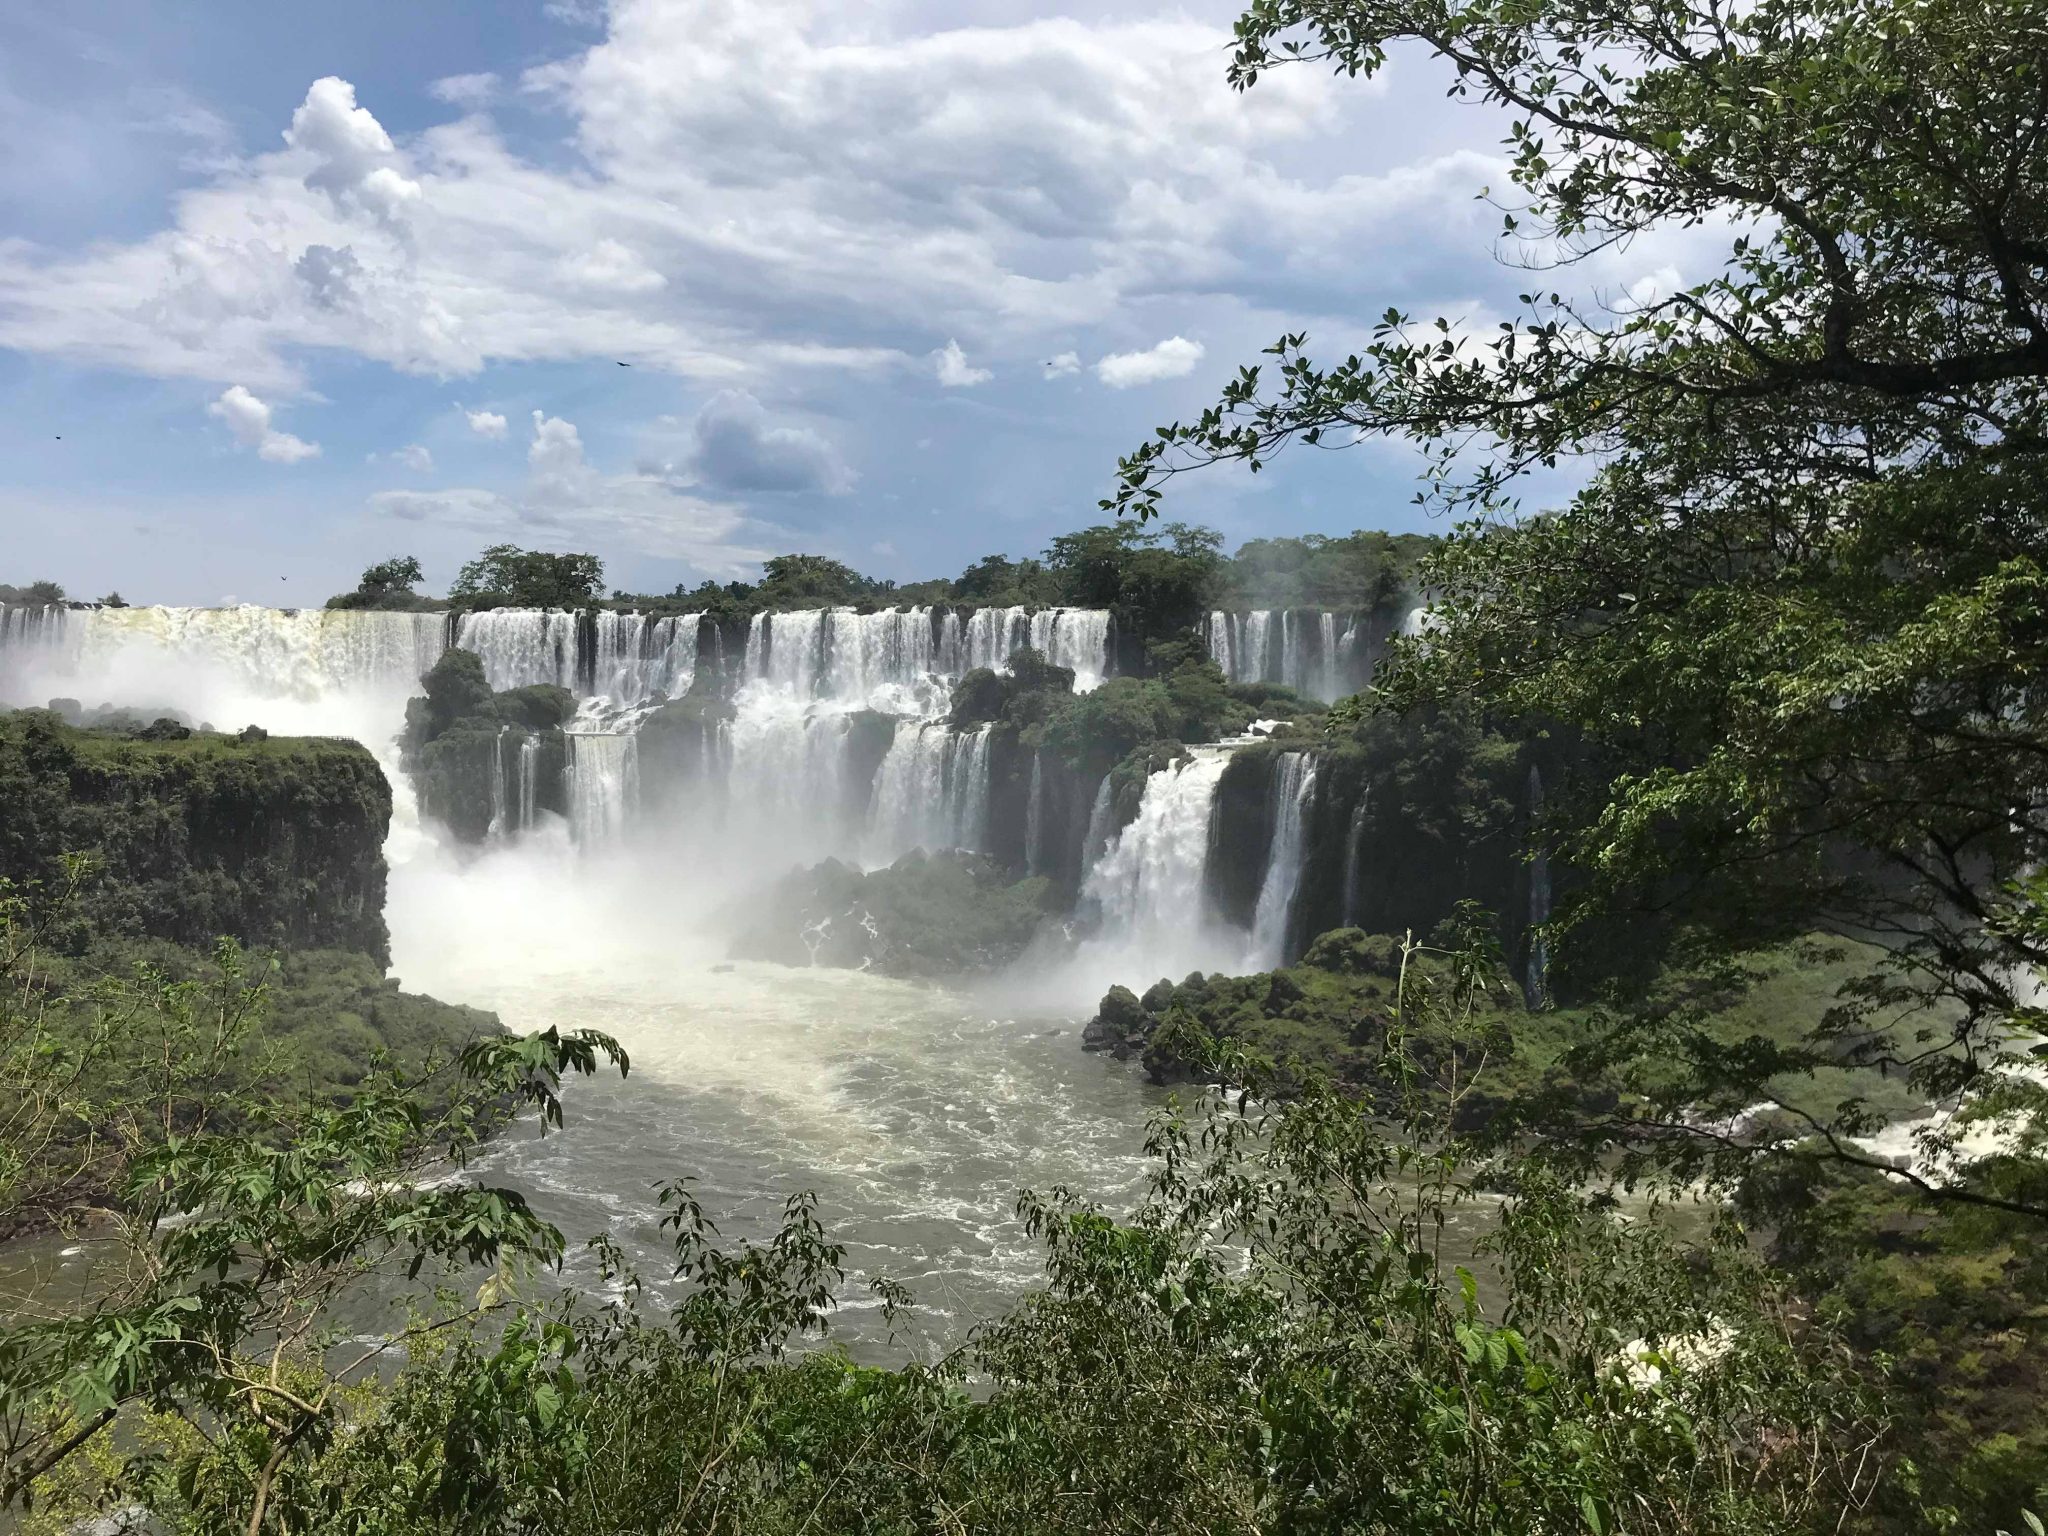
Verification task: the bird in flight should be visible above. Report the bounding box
[616,360,632,367]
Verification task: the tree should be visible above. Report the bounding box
[359,555,423,596]
[1114,0,2048,1192]
[0,581,64,606]
[448,545,604,609]
[753,553,874,609]
[1111,1,2048,1515]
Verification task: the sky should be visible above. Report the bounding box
[0,0,1695,606]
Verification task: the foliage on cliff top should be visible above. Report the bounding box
[0,710,392,962]
[325,555,440,613]
[449,544,606,610]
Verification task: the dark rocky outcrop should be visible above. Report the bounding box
[401,648,574,842]
[1079,927,1540,1119]
[732,849,1057,978]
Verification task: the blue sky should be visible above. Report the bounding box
[0,0,1694,605]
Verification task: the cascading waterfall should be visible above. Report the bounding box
[1340,787,1371,928]
[1204,609,1358,704]
[568,731,638,845]
[1249,752,1319,966]
[1317,612,1342,703]
[517,735,540,830]
[488,729,509,838]
[454,609,580,691]
[942,607,1111,689]
[0,601,1115,879]
[1082,749,1234,965]
[868,721,993,858]
[1080,775,1115,876]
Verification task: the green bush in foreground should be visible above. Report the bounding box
[6,917,1897,1534]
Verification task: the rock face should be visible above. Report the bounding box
[732,849,1057,978]
[400,648,574,842]
[0,709,395,962]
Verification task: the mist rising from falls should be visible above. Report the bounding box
[0,601,1117,883]
[0,604,452,858]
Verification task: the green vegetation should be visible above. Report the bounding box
[325,555,440,613]
[0,581,64,606]
[1215,530,1433,608]
[0,710,392,962]
[1108,0,2048,1522]
[449,545,606,610]
[6,916,1888,1534]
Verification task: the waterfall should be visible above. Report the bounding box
[453,609,580,691]
[1340,787,1370,928]
[1,601,1115,881]
[950,724,994,852]
[1024,751,1046,876]
[517,734,540,830]
[1080,775,1115,876]
[488,729,508,837]
[1316,612,1342,702]
[1244,611,1274,683]
[867,720,992,858]
[1201,610,1356,704]
[1526,763,1552,1007]
[568,732,638,845]
[1083,750,1233,963]
[943,606,1111,690]
[1249,752,1318,966]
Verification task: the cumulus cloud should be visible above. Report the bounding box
[294,243,362,309]
[430,72,500,108]
[1042,351,1081,378]
[462,406,509,438]
[561,238,666,294]
[283,77,420,226]
[0,7,1626,399]
[680,389,851,494]
[934,339,991,387]
[207,385,320,463]
[1095,335,1205,388]
[372,406,764,569]
[395,443,434,472]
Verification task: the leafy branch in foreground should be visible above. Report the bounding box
[14,927,1894,1534]
[1110,0,2048,1219]
[0,872,628,1516]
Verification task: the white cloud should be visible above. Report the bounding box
[678,388,851,493]
[206,385,320,463]
[283,77,420,226]
[430,72,500,108]
[934,338,990,387]
[1042,351,1080,378]
[395,443,434,472]
[561,238,666,294]
[371,406,763,570]
[1095,335,1205,388]
[462,406,509,438]
[0,8,1582,399]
